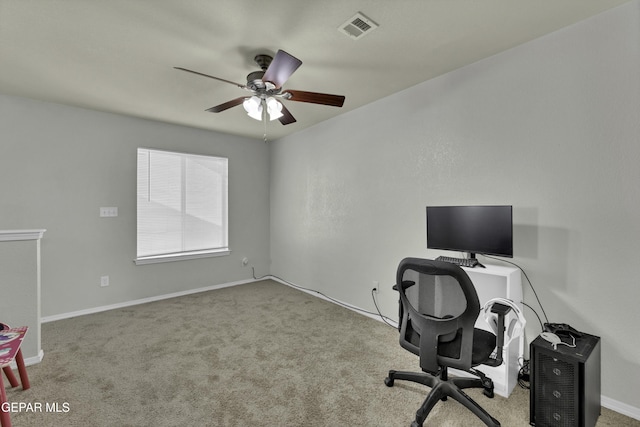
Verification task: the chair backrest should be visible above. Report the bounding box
[396,257,481,374]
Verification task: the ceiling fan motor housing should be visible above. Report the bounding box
[247,54,277,92]
[246,70,266,91]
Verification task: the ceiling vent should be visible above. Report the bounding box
[338,12,378,40]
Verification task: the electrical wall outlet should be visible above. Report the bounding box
[372,280,379,293]
[100,275,109,287]
[242,257,249,266]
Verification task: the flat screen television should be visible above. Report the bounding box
[426,205,513,260]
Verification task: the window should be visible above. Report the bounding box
[135,148,229,264]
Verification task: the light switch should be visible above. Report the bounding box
[100,207,118,217]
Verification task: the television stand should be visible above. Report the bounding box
[435,255,485,268]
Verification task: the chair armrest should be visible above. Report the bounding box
[393,280,416,292]
[393,281,416,329]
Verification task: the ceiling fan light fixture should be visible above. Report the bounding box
[176,49,345,128]
[266,97,283,121]
[243,96,263,121]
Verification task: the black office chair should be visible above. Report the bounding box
[385,258,511,427]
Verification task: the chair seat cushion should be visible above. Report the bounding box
[439,328,497,366]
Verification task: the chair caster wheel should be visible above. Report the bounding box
[410,421,421,427]
[384,377,394,387]
[483,388,494,398]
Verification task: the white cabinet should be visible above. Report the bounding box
[461,264,523,397]
[0,229,46,364]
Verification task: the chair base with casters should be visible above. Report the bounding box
[385,366,500,427]
[386,258,512,427]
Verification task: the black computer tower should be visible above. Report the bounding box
[530,333,601,427]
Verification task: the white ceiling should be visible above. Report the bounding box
[0,0,631,141]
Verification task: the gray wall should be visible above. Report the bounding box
[270,1,640,411]
[1,94,270,316]
[1,0,638,415]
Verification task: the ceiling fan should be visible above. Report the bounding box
[175,50,345,126]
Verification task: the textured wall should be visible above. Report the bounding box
[0,94,271,317]
[270,2,640,411]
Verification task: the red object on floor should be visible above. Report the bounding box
[0,325,30,427]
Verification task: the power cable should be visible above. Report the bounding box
[482,255,549,326]
[252,267,397,327]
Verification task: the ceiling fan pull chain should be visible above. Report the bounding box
[263,108,268,143]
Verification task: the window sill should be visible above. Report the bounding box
[134,248,230,265]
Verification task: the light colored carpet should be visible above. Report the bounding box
[4,280,638,426]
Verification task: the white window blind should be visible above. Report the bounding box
[136,148,228,264]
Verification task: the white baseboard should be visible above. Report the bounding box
[602,396,640,421]
[268,275,398,326]
[41,278,258,323]
[8,349,43,369]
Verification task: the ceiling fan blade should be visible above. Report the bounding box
[262,50,302,89]
[206,97,247,113]
[174,67,247,89]
[284,90,345,107]
[278,103,297,125]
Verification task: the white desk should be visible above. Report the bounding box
[461,264,523,397]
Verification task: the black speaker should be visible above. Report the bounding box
[530,333,601,427]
